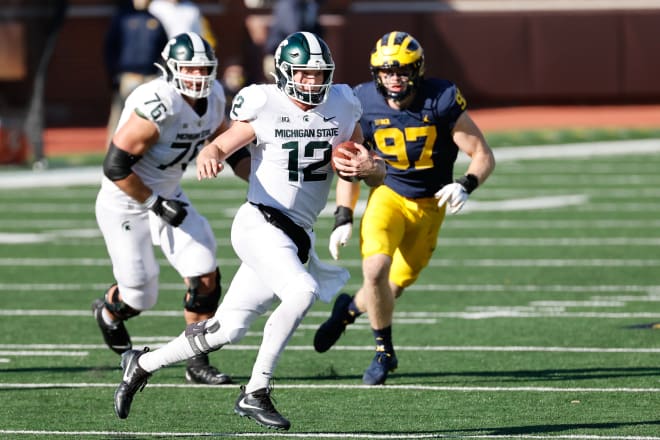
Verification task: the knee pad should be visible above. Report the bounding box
[104,285,141,320]
[184,318,222,355]
[183,268,221,314]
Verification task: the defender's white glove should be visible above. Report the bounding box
[435,174,480,214]
[328,206,353,260]
[435,183,469,214]
[329,223,352,260]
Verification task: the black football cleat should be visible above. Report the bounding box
[114,349,151,419]
[313,293,355,353]
[234,385,291,430]
[92,298,132,355]
[362,351,398,385]
[185,353,232,385]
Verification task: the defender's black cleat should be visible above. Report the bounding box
[114,349,151,419]
[234,385,291,430]
[313,293,355,353]
[362,351,398,385]
[92,298,132,355]
[185,353,232,385]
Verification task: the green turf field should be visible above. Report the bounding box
[0,141,659,439]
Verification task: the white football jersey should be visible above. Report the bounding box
[101,78,226,199]
[231,83,361,229]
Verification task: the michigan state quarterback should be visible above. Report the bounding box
[112,31,385,430]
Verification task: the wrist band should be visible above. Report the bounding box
[334,206,353,228]
[455,174,479,194]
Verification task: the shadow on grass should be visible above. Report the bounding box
[302,366,660,383]
[449,419,660,436]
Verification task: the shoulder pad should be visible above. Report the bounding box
[431,80,466,122]
[128,79,179,123]
[230,84,268,122]
[333,84,362,122]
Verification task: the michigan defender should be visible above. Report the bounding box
[315,31,496,385]
[94,32,249,385]
[112,32,385,430]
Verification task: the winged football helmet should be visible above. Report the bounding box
[274,32,335,105]
[158,32,218,99]
[370,31,425,101]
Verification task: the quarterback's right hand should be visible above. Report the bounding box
[434,182,469,214]
[148,195,188,227]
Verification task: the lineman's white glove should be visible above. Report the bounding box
[434,174,479,215]
[328,206,353,260]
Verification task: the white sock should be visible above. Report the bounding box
[138,331,197,373]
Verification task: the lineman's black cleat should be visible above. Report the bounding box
[92,298,132,355]
[234,385,291,430]
[362,351,398,385]
[185,353,232,385]
[313,293,356,353]
[114,349,151,419]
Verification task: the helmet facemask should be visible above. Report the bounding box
[274,32,335,106]
[370,31,425,102]
[159,32,218,99]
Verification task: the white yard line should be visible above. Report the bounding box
[2,140,659,189]
[1,344,659,354]
[0,383,658,393]
[0,429,658,439]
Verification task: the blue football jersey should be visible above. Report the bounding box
[354,79,466,198]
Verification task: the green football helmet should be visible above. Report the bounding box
[274,32,335,105]
[158,32,217,99]
[370,31,425,102]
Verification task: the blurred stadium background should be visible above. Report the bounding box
[1,0,660,165]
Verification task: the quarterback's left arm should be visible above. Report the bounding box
[435,111,495,214]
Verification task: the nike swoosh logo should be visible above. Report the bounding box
[237,400,263,412]
[323,116,336,122]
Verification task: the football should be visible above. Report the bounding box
[332,141,360,181]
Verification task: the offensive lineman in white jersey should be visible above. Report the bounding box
[112,31,385,431]
[94,32,250,386]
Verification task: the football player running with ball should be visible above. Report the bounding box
[94,32,250,385]
[315,31,496,385]
[112,31,385,430]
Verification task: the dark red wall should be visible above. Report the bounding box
[6,1,660,126]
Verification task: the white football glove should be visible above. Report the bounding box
[435,182,469,214]
[329,223,352,260]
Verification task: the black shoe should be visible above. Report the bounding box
[92,297,132,355]
[313,293,355,353]
[114,349,151,419]
[234,385,291,430]
[185,354,232,385]
[362,351,398,385]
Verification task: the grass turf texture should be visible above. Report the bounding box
[0,141,659,439]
